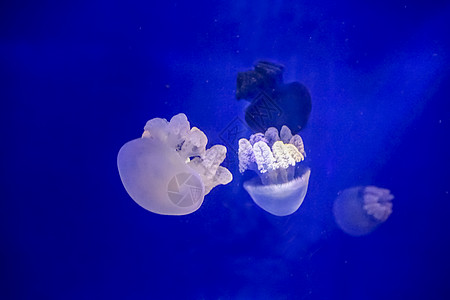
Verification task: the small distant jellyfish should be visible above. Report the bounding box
[238,125,311,216]
[333,186,394,236]
[117,113,232,216]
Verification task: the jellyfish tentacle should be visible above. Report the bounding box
[286,165,295,182]
[143,117,169,142]
[264,127,280,147]
[253,141,276,175]
[167,113,190,148]
[249,132,268,145]
[280,125,293,143]
[289,134,306,157]
[238,138,256,173]
[187,144,231,195]
[362,186,394,222]
[179,127,207,159]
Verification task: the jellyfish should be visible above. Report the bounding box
[333,186,394,236]
[236,61,312,133]
[238,125,311,216]
[117,113,233,216]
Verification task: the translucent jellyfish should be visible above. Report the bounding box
[333,186,394,236]
[117,113,232,216]
[238,125,311,216]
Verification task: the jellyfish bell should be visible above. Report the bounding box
[118,137,205,215]
[333,186,394,236]
[243,168,311,217]
[238,125,310,216]
[117,113,232,216]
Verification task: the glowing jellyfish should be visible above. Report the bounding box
[333,186,394,236]
[117,113,232,216]
[238,126,311,216]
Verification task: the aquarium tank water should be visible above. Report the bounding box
[1,0,450,299]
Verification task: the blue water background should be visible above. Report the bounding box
[1,0,450,299]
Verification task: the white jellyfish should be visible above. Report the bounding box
[238,126,311,216]
[333,186,394,236]
[117,113,233,216]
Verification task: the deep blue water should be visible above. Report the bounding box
[1,0,450,299]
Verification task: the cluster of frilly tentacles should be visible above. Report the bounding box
[238,125,306,186]
[142,113,232,195]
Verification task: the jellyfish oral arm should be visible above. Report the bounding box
[362,186,394,222]
[239,126,305,186]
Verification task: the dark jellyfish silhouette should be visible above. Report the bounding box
[236,61,312,134]
[333,186,394,236]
